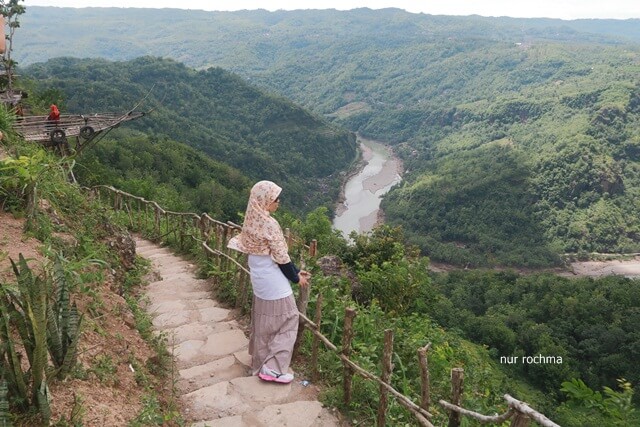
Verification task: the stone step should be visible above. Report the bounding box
[146,276,210,291]
[174,329,248,369]
[184,381,251,420]
[135,236,343,427]
[151,306,231,329]
[146,298,219,316]
[253,400,325,427]
[153,264,196,275]
[160,321,240,346]
[190,401,329,427]
[137,247,173,257]
[134,240,161,250]
[177,355,248,394]
[147,290,212,304]
[145,251,179,259]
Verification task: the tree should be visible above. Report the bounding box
[0,0,25,93]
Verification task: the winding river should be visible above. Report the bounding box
[333,136,402,237]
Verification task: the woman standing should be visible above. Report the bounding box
[228,180,310,384]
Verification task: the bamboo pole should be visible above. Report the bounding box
[504,395,561,427]
[448,368,464,427]
[377,329,394,427]
[418,343,431,411]
[438,400,515,424]
[311,293,323,382]
[342,307,357,406]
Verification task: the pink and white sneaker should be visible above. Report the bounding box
[258,366,294,384]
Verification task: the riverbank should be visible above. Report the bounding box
[334,136,370,218]
[429,256,640,279]
[333,135,403,236]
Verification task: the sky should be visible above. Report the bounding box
[21,1,640,21]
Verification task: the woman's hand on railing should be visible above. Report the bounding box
[299,270,311,287]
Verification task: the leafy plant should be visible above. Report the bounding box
[560,378,636,425]
[0,150,72,216]
[0,252,86,423]
[0,379,10,427]
[0,254,50,424]
[46,255,83,379]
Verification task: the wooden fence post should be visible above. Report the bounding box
[235,269,244,309]
[164,212,170,242]
[154,206,161,238]
[342,307,357,406]
[309,239,317,257]
[144,203,149,232]
[124,200,133,228]
[448,368,464,427]
[510,413,531,427]
[311,293,323,382]
[377,329,394,427]
[418,343,431,412]
[215,224,222,250]
[284,227,292,247]
[293,278,312,358]
[179,216,185,250]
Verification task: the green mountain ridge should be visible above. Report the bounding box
[15,7,640,266]
[15,7,640,69]
[23,56,357,215]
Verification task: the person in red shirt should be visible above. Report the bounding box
[46,104,60,130]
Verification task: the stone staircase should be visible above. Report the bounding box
[135,237,342,427]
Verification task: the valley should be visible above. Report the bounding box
[3,7,640,426]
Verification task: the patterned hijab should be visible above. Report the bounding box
[227,180,291,264]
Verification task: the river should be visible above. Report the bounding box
[332,137,640,278]
[333,136,402,237]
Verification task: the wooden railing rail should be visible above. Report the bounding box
[298,311,435,426]
[436,367,562,427]
[91,184,560,427]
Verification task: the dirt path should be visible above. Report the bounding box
[136,237,342,427]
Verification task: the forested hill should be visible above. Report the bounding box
[23,57,357,213]
[16,7,640,265]
[15,7,640,68]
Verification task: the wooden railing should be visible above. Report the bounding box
[90,185,561,427]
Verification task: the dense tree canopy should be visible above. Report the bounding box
[23,57,357,213]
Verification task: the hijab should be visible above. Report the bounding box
[227,180,291,264]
